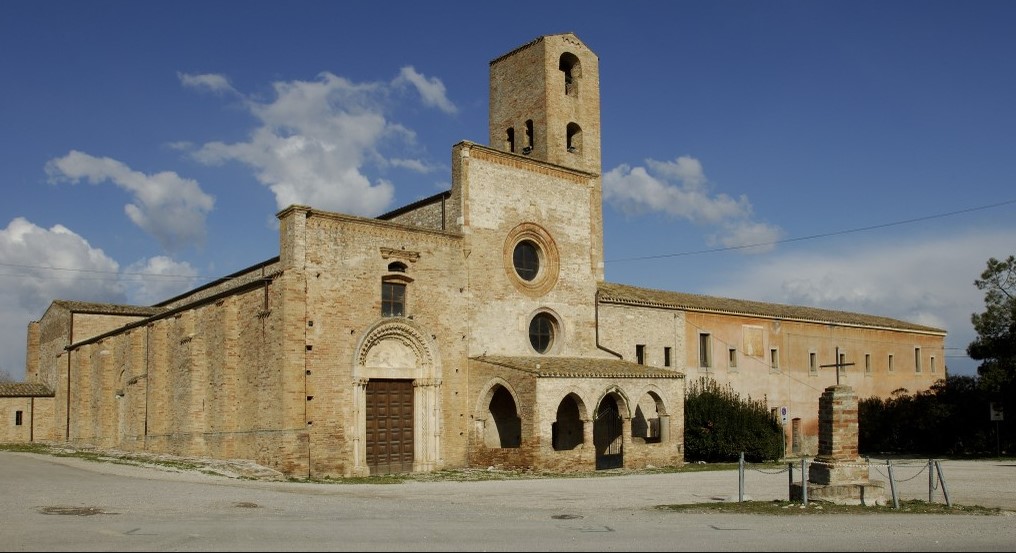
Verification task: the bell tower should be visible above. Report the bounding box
[488,33,601,176]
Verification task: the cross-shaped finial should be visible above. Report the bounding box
[819,346,855,385]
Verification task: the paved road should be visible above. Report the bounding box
[1,452,1014,552]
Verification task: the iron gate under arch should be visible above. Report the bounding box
[594,395,623,470]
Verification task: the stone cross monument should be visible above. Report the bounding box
[792,357,887,505]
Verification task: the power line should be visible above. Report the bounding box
[606,198,1016,263]
[1,198,1013,280]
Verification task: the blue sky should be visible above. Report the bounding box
[2,1,1014,381]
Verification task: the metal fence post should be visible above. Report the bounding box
[801,458,808,506]
[935,460,951,507]
[887,460,899,510]
[738,452,745,502]
[928,458,934,503]
[788,461,794,500]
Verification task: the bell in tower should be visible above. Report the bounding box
[488,33,601,176]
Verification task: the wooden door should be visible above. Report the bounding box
[365,379,414,474]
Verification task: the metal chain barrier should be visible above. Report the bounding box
[734,453,951,510]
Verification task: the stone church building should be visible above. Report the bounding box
[1,33,945,477]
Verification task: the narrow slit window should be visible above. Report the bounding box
[636,344,645,365]
[663,346,671,367]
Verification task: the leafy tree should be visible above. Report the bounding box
[967,255,1016,393]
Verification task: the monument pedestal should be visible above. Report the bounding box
[794,385,886,506]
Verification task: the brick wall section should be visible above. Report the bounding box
[809,385,868,485]
[0,393,54,443]
[817,385,858,459]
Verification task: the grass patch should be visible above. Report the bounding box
[657,499,1003,516]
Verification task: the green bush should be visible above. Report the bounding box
[684,377,784,462]
[859,375,1012,456]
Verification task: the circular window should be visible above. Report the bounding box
[529,312,557,353]
[503,223,559,297]
[513,240,540,281]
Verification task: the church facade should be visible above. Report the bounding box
[1,34,944,477]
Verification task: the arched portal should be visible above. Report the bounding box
[352,319,441,476]
[594,394,624,469]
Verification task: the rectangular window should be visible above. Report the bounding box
[770,348,779,371]
[15,410,23,426]
[728,348,737,368]
[636,344,646,365]
[915,347,922,373]
[663,347,671,367]
[931,356,936,374]
[865,354,872,375]
[699,333,711,368]
[888,354,895,373]
[838,351,847,375]
[381,281,406,317]
[809,352,817,374]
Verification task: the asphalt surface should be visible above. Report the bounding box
[1,452,1014,552]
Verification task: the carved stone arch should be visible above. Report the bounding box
[596,386,632,419]
[354,318,438,379]
[556,388,591,421]
[633,384,669,417]
[474,377,522,415]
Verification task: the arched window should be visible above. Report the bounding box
[523,120,534,154]
[559,52,581,96]
[566,122,582,154]
[506,127,515,153]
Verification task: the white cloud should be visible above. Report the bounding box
[393,66,458,114]
[604,156,784,252]
[123,256,200,305]
[0,218,125,380]
[44,151,215,252]
[178,72,237,95]
[702,228,1015,377]
[190,71,402,215]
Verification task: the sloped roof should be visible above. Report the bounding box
[473,355,683,379]
[598,281,945,334]
[0,382,54,397]
[51,300,165,317]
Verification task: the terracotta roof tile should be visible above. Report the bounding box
[473,355,684,379]
[598,281,945,334]
[0,382,54,397]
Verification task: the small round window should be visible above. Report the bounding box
[529,313,556,354]
[513,240,540,281]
